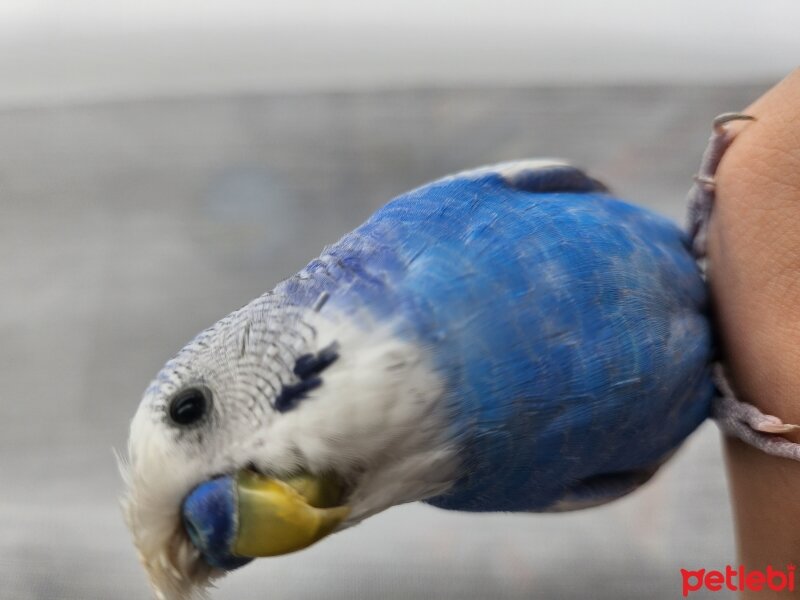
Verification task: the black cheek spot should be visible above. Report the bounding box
[274,343,339,413]
[293,343,340,379]
[274,377,323,412]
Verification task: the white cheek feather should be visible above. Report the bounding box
[121,311,460,600]
[252,314,461,524]
[121,411,221,600]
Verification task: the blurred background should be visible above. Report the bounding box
[1,2,798,599]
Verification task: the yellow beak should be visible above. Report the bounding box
[233,470,350,557]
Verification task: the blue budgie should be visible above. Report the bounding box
[123,115,796,600]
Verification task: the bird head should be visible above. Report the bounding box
[121,292,457,599]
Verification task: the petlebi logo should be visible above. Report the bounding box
[681,565,797,596]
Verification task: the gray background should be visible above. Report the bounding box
[0,83,769,599]
[1,1,797,107]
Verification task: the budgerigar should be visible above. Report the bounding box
[122,116,796,600]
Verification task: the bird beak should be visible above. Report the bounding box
[232,469,350,557]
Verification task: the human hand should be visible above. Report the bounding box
[706,69,800,595]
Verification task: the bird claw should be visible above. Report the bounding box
[686,112,755,259]
[755,420,800,435]
[712,370,800,460]
[712,112,756,132]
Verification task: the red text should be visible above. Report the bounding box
[681,565,796,596]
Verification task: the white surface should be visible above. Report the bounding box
[0,0,797,107]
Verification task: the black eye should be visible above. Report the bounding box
[168,387,211,427]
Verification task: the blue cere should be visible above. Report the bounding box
[182,476,251,571]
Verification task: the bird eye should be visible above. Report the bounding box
[168,387,211,427]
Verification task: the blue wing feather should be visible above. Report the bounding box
[276,162,713,511]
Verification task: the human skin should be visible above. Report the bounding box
[707,69,800,597]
